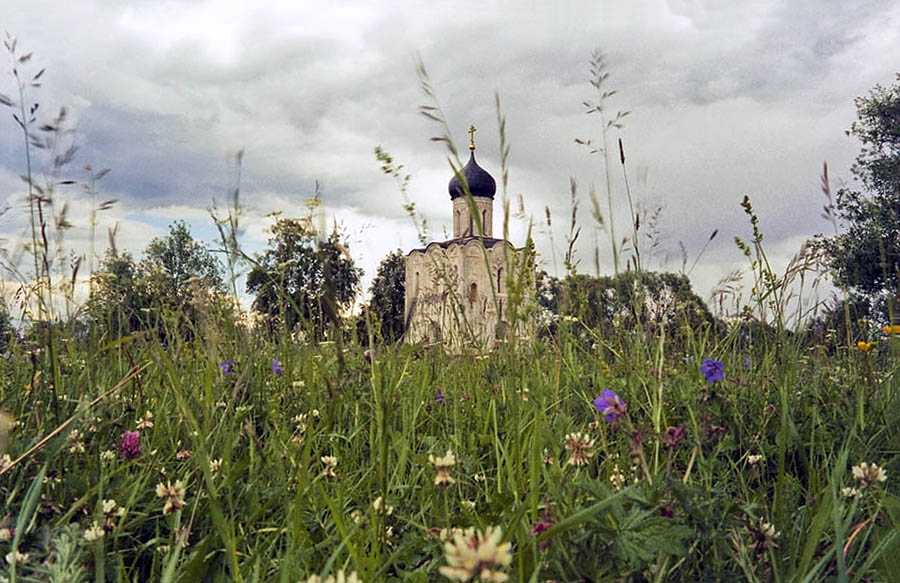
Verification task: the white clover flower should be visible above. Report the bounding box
[747,454,764,465]
[84,521,105,542]
[852,462,887,488]
[563,432,595,467]
[321,456,338,479]
[102,499,117,514]
[372,496,393,516]
[429,450,456,487]
[136,411,154,429]
[100,449,116,463]
[841,486,860,498]
[156,480,186,514]
[439,525,512,582]
[210,458,221,473]
[303,570,362,583]
[5,550,29,565]
[0,454,12,472]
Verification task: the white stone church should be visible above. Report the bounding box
[404,127,530,349]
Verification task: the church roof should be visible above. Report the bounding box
[407,236,512,255]
[448,151,496,200]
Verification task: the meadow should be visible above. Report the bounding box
[1,274,899,582]
[1,43,899,583]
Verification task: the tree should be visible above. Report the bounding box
[142,221,223,296]
[823,73,900,304]
[367,249,406,342]
[86,251,152,338]
[86,222,226,340]
[537,271,718,344]
[246,218,361,338]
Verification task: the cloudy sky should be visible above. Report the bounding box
[2,0,898,317]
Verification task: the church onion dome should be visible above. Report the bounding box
[448,151,496,200]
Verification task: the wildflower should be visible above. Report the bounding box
[209,458,221,473]
[372,496,393,516]
[67,429,85,454]
[219,359,235,376]
[594,388,627,424]
[700,358,725,383]
[5,550,29,565]
[851,462,887,488]
[292,380,306,389]
[609,466,626,491]
[743,356,751,368]
[350,509,364,524]
[662,426,685,449]
[321,456,338,479]
[119,430,142,460]
[364,349,376,363]
[176,449,192,460]
[292,413,309,433]
[439,525,512,582]
[857,340,876,352]
[310,408,320,418]
[0,528,11,542]
[271,359,283,377]
[841,486,860,498]
[429,449,456,487]
[84,521,105,542]
[302,569,363,583]
[435,387,445,405]
[100,449,116,463]
[883,324,900,335]
[0,453,12,472]
[563,432,595,466]
[136,411,154,429]
[749,520,779,554]
[156,480,186,514]
[461,499,476,511]
[747,454,764,465]
[529,507,554,550]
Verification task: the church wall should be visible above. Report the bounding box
[404,238,525,349]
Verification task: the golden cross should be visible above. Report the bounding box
[468,124,476,151]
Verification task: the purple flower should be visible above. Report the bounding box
[700,358,724,383]
[364,349,376,364]
[272,359,283,377]
[743,356,751,369]
[435,388,445,405]
[662,426,685,449]
[594,388,627,424]
[219,360,235,376]
[119,430,142,459]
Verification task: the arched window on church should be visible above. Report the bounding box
[455,210,460,234]
[496,268,502,292]
[470,282,478,303]
[482,209,487,233]
[415,271,420,295]
[468,215,473,236]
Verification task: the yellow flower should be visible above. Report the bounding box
[857,340,876,352]
[883,325,900,335]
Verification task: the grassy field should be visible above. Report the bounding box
[1,299,899,582]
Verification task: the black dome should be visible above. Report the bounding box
[448,151,496,199]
